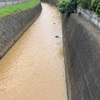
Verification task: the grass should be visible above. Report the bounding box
[0,0,40,17]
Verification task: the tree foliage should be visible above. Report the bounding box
[58,0,100,17]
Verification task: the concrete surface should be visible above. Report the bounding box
[62,13,100,100]
[0,3,42,58]
[77,6,100,28]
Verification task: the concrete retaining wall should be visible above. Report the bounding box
[0,3,42,58]
[77,6,100,28]
[62,13,100,100]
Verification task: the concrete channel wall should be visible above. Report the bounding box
[62,13,100,100]
[0,3,42,58]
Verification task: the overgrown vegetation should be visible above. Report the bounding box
[96,2,100,16]
[91,0,100,16]
[58,0,77,14]
[77,0,92,9]
[0,0,40,17]
[58,0,100,17]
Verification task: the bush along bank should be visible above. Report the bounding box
[58,0,77,14]
[58,0,100,27]
[58,0,100,17]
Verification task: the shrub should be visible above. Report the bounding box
[79,0,89,9]
[91,0,99,12]
[58,0,77,14]
[96,2,100,16]
[57,0,69,14]
[78,0,92,9]
[58,0,100,17]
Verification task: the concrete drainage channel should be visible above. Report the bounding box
[0,0,100,100]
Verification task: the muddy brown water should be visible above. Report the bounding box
[0,3,67,100]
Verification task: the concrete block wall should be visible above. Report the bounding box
[0,3,42,58]
[77,6,100,28]
[62,14,100,100]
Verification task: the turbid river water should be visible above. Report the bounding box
[0,3,67,100]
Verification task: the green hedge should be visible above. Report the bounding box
[58,0,100,17]
[91,0,100,16]
[96,2,100,16]
[78,0,92,9]
[58,0,77,14]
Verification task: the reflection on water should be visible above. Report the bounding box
[0,3,67,100]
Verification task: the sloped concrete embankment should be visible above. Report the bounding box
[62,13,100,100]
[0,3,42,58]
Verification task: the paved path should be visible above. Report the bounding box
[0,3,68,100]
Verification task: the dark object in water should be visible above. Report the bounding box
[55,36,59,38]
